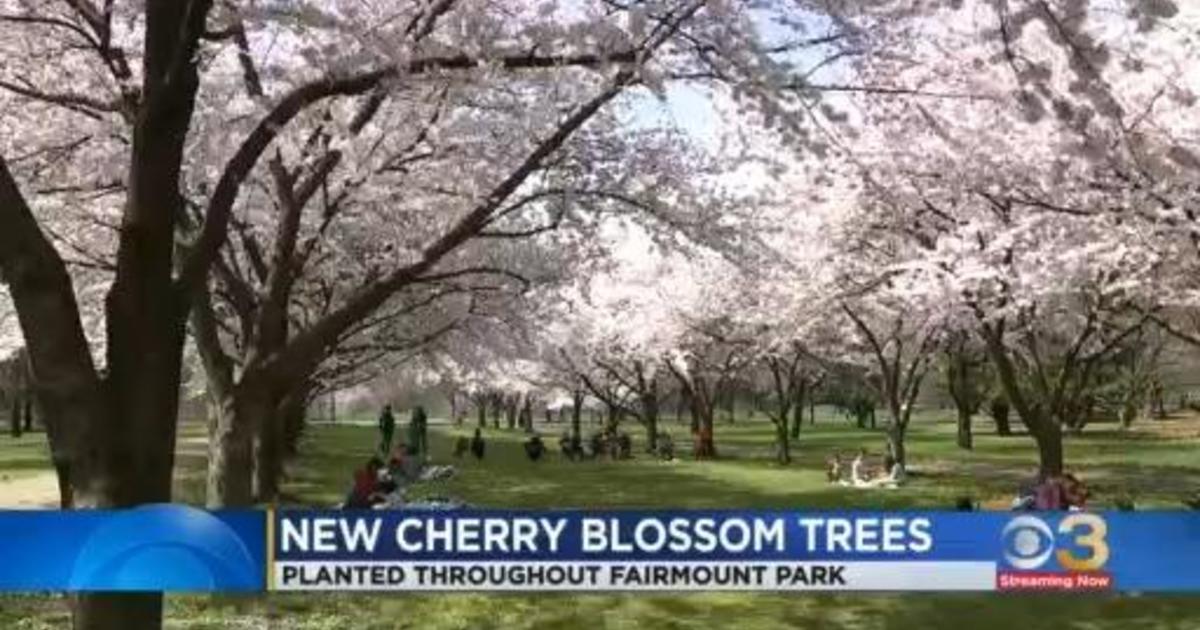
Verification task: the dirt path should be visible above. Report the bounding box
[0,471,58,509]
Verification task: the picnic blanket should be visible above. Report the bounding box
[418,465,457,482]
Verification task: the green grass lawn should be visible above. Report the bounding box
[3,408,1200,628]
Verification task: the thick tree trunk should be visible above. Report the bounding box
[477,400,487,428]
[956,408,973,450]
[253,390,285,504]
[206,390,254,508]
[73,594,164,630]
[280,387,309,458]
[1034,422,1064,478]
[991,399,1012,436]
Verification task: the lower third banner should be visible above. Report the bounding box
[1,507,1199,592]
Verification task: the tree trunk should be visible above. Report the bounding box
[254,390,285,504]
[477,400,487,428]
[885,423,906,467]
[206,390,254,508]
[571,391,583,445]
[605,404,619,435]
[1034,422,1064,477]
[521,396,533,433]
[10,397,21,437]
[280,387,309,459]
[73,594,164,630]
[775,418,790,464]
[22,398,33,432]
[992,399,1012,436]
[640,375,659,453]
[693,396,716,458]
[790,382,805,440]
[956,408,973,450]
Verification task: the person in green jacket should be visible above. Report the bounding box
[408,406,429,460]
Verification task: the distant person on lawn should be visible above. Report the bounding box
[377,405,396,455]
[826,453,843,484]
[453,435,470,458]
[851,448,869,484]
[408,405,429,460]
[524,434,546,461]
[470,427,486,460]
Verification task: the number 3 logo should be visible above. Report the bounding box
[1056,513,1109,571]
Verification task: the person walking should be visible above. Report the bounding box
[378,404,396,455]
[408,405,429,461]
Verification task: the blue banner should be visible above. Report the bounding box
[1,507,1200,592]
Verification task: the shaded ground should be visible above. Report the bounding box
[1,408,1200,628]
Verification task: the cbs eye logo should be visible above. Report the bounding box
[1002,514,1109,571]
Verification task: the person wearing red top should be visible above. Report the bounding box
[344,457,384,508]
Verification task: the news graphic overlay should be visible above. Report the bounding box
[0,505,264,591]
[0,509,1197,592]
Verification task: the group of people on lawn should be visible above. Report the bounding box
[826,448,907,489]
[825,447,1090,511]
[351,405,1092,512]
[343,405,431,508]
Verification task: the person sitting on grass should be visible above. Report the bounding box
[826,453,843,484]
[559,432,576,460]
[453,435,470,459]
[470,427,486,460]
[1033,473,1068,510]
[387,443,420,483]
[524,434,546,462]
[344,457,385,509]
[1063,473,1090,510]
[851,448,870,485]
[656,432,675,461]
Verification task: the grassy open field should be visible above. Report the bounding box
[2,407,1200,628]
